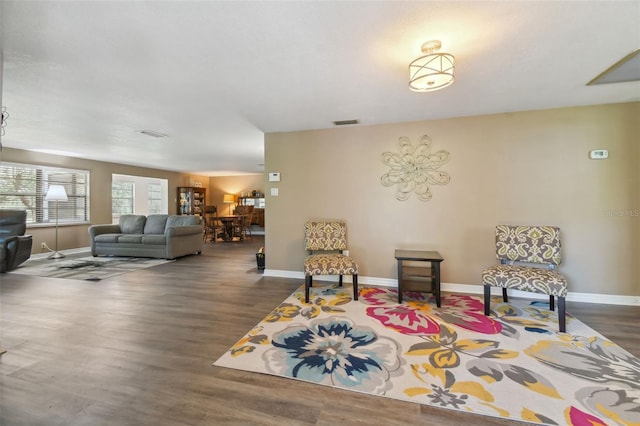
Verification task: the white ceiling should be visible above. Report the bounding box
[2,1,639,176]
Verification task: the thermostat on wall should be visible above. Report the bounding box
[269,172,281,182]
[589,149,608,159]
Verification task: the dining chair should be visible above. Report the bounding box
[203,205,223,243]
[234,205,254,240]
[303,221,359,303]
[241,205,254,240]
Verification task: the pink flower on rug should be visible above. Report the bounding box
[566,405,608,426]
[362,288,501,335]
[367,305,440,335]
[360,287,428,305]
[433,294,502,335]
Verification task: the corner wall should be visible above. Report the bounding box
[264,102,639,297]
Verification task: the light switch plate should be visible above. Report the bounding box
[271,188,279,196]
[269,172,281,182]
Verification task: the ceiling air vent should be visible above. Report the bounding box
[333,119,359,126]
[587,49,640,85]
[138,130,167,138]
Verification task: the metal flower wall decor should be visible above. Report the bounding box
[380,134,450,201]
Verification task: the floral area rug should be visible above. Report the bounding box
[214,285,640,425]
[10,256,173,281]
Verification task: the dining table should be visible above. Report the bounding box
[217,215,245,241]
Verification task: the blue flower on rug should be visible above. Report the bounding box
[263,316,403,393]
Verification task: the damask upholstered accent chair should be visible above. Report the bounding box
[482,225,568,332]
[304,221,359,303]
[0,210,33,273]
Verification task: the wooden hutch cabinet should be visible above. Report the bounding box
[177,187,206,216]
[238,196,265,227]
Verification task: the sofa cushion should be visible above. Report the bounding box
[94,234,120,243]
[142,234,166,245]
[144,214,168,234]
[117,234,144,244]
[166,215,200,230]
[119,215,146,234]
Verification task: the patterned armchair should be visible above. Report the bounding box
[482,225,568,332]
[0,210,33,273]
[304,221,359,303]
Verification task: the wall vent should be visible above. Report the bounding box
[333,119,359,126]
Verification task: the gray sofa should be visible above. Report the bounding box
[89,214,203,259]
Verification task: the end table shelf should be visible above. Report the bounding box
[395,249,444,307]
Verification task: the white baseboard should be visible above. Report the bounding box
[263,269,640,306]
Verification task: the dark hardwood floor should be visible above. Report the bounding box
[1,237,638,425]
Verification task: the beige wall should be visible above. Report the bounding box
[265,102,639,297]
[0,147,208,254]
[208,174,265,215]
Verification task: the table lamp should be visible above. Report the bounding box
[223,193,235,215]
[45,184,68,259]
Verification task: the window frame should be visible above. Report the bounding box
[0,161,90,227]
[111,181,135,223]
[147,182,163,214]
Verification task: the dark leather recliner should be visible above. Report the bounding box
[0,210,33,272]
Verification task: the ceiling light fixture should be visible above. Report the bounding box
[409,40,455,92]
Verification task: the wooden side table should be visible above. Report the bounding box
[395,249,444,307]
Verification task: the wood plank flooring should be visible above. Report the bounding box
[1,237,638,425]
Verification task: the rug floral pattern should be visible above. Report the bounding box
[214,285,640,425]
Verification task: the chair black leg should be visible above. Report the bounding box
[484,285,491,316]
[502,288,508,302]
[305,275,312,303]
[549,295,555,311]
[338,275,343,287]
[352,274,358,301]
[558,296,566,332]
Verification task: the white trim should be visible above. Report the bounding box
[263,269,303,280]
[563,292,640,306]
[262,270,640,306]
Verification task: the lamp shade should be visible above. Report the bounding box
[409,40,455,92]
[45,185,68,201]
[223,194,235,204]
